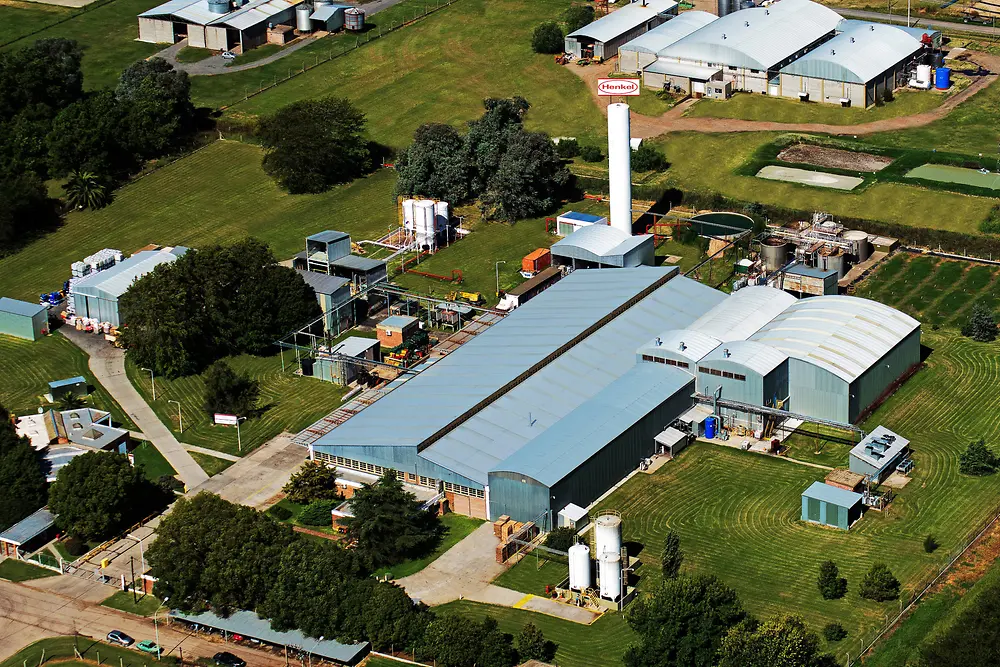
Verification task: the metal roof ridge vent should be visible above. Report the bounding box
[415,270,678,453]
[679,341,686,351]
[723,348,731,358]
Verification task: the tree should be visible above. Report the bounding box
[341,470,442,568]
[282,460,342,504]
[632,143,668,172]
[0,38,84,122]
[579,145,603,162]
[48,451,163,540]
[661,530,683,579]
[116,57,195,160]
[465,96,530,194]
[0,171,58,248]
[394,123,472,202]
[555,137,580,158]
[563,4,595,34]
[532,21,564,54]
[960,439,999,476]
[718,615,836,667]
[859,563,900,602]
[624,574,745,667]
[822,623,847,642]
[544,527,576,552]
[923,534,939,553]
[962,302,998,342]
[259,96,371,193]
[516,622,554,662]
[478,617,518,667]
[918,565,1000,667]
[0,405,48,532]
[421,614,486,667]
[47,91,132,181]
[817,560,847,600]
[479,129,570,221]
[344,579,432,651]
[298,499,338,526]
[63,171,109,210]
[202,360,260,418]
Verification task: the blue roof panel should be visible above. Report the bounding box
[49,376,86,389]
[0,297,46,318]
[0,507,55,545]
[559,211,606,223]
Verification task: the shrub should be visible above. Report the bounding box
[563,5,595,34]
[961,302,998,342]
[544,527,576,552]
[632,143,668,172]
[859,563,901,601]
[298,499,338,527]
[823,623,847,642]
[580,145,603,162]
[157,475,184,494]
[817,560,847,600]
[531,21,564,54]
[555,138,580,159]
[63,536,87,557]
[960,439,999,476]
[267,505,293,521]
[924,534,940,553]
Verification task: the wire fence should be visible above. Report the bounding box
[220,0,460,111]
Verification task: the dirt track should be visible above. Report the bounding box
[573,54,1000,139]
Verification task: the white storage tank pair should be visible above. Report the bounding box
[568,513,623,599]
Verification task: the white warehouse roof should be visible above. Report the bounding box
[658,0,841,71]
[780,20,923,84]
[73,248,187,300]
[567,0,679,43]
[701,339,788,376]
[619,10,717,55]
[140,0,296,29]
[686,286,797,342]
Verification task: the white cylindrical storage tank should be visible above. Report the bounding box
[844,229,870,262]
[917,64,931,84]
[434,201,449,233]
[296,5,312,31]
[415,200,436,249]
[595,513,622,556]
[607,103,632,235]
[402,199,416,230]
[599,552,622,599]
[568,543,591,591]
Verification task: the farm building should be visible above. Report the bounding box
[138,0,302,51]
[309,2,351,31]
[849,426,910,483]
[296,270,352,333]
[551,225,655,269]
[801,481,863,530]
[778,21,933,106]
[564,0,679,60]
[71,247,187,327]
[654,0,841,94]
[292,231,387,292]
[0,298,48,341]
[618,10,717,73]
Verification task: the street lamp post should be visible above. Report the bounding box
[168,400,183,433]
[495,260,506,298]
[237,416,247,452]
[153,597,170,661]
[141,368,156,401]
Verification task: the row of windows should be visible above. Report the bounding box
[443,481,485,499]
[698,367,747,382]
[315,453,438,488]
[641,354,690,369]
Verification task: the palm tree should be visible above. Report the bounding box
[64,171,108,210]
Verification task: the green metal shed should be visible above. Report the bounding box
[801,481,863,530]
[0,298,48,341]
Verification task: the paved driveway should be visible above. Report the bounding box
[186,432,304,508]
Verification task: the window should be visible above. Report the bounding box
[728,66,736,71]
[443,481,485,499]
[642,354,654,362]
[697,367,745,381]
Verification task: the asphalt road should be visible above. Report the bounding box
[834,7,1000,37]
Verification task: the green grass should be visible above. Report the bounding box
[0,1,72,46]
[0,0,165,90]
[125,350,348,456]
[100,590,164,617]
[0,330,135,429]
[492,555,568,596]
[51,538,97,562]
[188,451,235,476]
[131,441,177,480]
[175,46,216,63]
[0,559,59,582]
[216,0,606,148]
[0,637,179,667]
[380,513,485,579]
[224,43,283,66]
[0,141,400,302]
[780,423,857,469]
[267,498,340,536]
[686,88,951,125]
[434,600,635,667]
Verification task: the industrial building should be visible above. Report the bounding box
[296,270,352,333]
[551,225,655,269]
[293,231,388,292]
[801,481,864,530]
[0,298,48,341]
[778,20,936,106]
[554,211,608,237]
[310,337,380,384]
[618,10,717,73]
[71,247,187,327]
[138,0,303,50]
[849,426,910,483]
[564,0,679,60]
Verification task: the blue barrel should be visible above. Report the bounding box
[935,67,951,90]
[705,416,717,439]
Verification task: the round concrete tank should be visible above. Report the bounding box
[296,5,312,31]
[595,513,622,556]
[821,248,847,279]
[345,7,365,31]
[568,543,591,591]
[599,552,622,599]
[761,237,789,272]
[844,229,870,262]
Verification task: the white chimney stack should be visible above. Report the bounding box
[607,103,632,236]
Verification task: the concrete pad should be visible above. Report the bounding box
[882,472,912,489]
[23,575,111,604]
[186,432,304,508]
[397,523,504,606]
[757,165,864,190]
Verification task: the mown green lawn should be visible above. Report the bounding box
[217,0,605,148]
[175,46,215,63]
[0,331,134,429]
[0,637,179,667]
[100,590,164,617]
[0,0,164,90]
[189,451,235,476]
[0,559,59,582]
[131,441,177,480]
[492,555,567,596]
[124,351,348,455]
[0,0,72,46]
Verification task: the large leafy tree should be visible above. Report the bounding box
[624,574,746,667]
[465,96,530,194]
[563,4,595,34]
[282,460,342,504]
[531,21,564,54]
[47,91,132,181]
[962,302,998,342]
[202,360,260,417]
[395,123,471,202]
[116,57,195,160]
[259,96,371,193]
[421,615,487,667]
[859,563,901,602]
[341,470,442,568]
[0,172,57,248]
[0,38,84,122]
[48,451,163,540]
[0,405,48,532]
[479,129,570,221]
[960,439,999,476]
[718,615,836,667]
[516,622,554,662]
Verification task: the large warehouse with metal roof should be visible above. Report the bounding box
[564,0,679,60]
[312,270,920,525]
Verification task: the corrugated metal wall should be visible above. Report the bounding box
[849,328,921,422]
[787,359,850,423]
[0,311,37,341]
[488,472,550,526]
[72,293,121,327]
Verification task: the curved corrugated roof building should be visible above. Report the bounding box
[779,21,923,84]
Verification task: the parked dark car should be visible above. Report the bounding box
[106,630,134,647]
[213,651,247,667]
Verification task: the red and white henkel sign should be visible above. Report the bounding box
[597,78,641,96]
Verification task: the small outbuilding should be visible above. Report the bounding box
[564,0,679,60]
[0,298,48,341]
[551,225,655,269]
[296,270,352,333]
[310,2,351,31]
[849,426,909,483]
[780,265,839,296]
[801,481,863,530]
[377,315,419,348]
[313,336,380,384]
[293,230,387,291]
[0,508,57,558]
[554,211,609,237]
[48,376,88,403]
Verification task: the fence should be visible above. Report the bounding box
[21,550,62,573]
[221,0,461,111]
[849,498,1000,665]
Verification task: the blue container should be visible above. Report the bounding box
[935,67,951,90]
[705,416,717,439]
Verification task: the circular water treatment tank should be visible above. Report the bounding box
[820,248,847,279]
[761,237,789,272]
[568,543,591,591]
[843,229,870,262]
[689,212,755,240]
